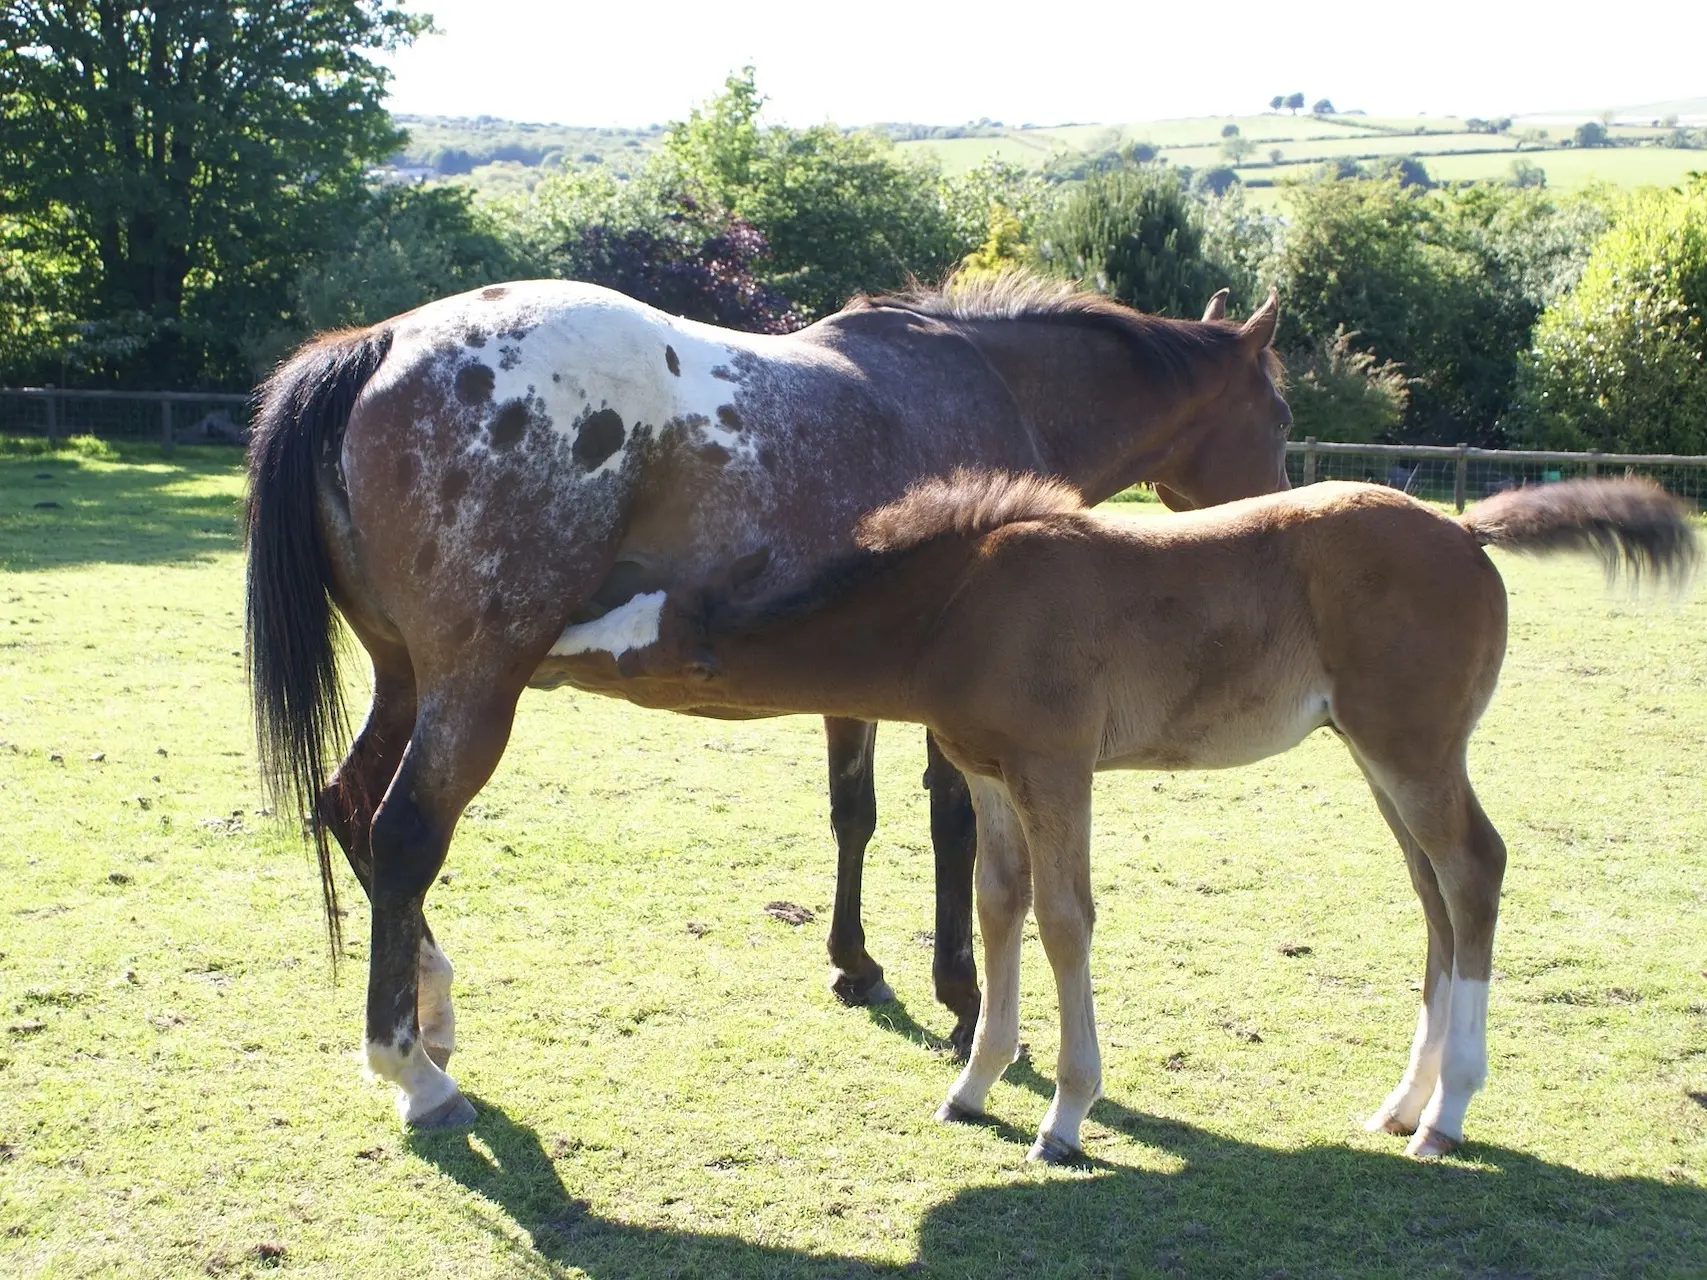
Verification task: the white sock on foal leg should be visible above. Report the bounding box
[1409,967,1488,1158]
[1366,971,1451,1135]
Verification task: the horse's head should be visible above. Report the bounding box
[1152,289,1292,511]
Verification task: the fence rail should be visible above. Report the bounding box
[6,391,1707,511]
[1286,437,1707,511]
[0,387,251,457]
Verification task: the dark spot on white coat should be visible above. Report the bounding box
[717,404,742,430]
[455,363,495,405]
[465,330,486,348]
[481,286,509,300]
[574,408,625,470]
[490,399,531,448]
[665,345,681,376]
[710,365,737,381]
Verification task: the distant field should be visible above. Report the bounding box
[1425,146,1707,189]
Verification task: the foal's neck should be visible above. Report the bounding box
[957,318,1213,504]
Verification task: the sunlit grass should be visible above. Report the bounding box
[2,447,1704,1277]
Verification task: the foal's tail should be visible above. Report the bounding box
[1459,478,1698,586]
[244,326,392,953]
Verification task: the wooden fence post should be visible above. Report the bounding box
[1454,443,1469,513]
[45,390,58,446]
[161,399,174,458]
[1302,436,1317,486]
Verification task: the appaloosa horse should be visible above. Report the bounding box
[245,273,1291,1126]
[655,472,1695,1161]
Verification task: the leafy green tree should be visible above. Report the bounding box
[289,186,523,336]
[0,1,427,385]
[1286,93,1305,114]
[1269,95,1285,112]
[1517,179,1707,453]
[1221,135,1256,164]
[1035,165,1221,316]
[1574,120,1609,148]
[1286,326,1412,443]
[1312,98,1336,115]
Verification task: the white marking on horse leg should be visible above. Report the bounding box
[1410,968,1488,1154]
[942,779,1026,1118]
[364,1018,461,1124]
[1036,951,1100,1157]
[1366,969,1451,1134]
[417,937,456,1064]
[548,590,665,658]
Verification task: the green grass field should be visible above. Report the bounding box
[4,443,1706,1277]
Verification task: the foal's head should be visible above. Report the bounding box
[1152,289,1292,511]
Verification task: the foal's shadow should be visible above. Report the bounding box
[410,1077,1707,1279]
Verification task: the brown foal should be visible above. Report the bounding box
[638,472,1695,1161]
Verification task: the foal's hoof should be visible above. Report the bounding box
[408,1091,477,1130]
[829,966,895,1007]
[424,1042,453,1071]
[935,1099,982,1125]
[1364,1107,1418,1137]
[1405,1127,1460,1160]
[1026,1134,1084,1165]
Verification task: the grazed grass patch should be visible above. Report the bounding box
[2,446,1704,1277]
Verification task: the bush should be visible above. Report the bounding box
[1517,179,1707,453]
[1284,327,1411,443]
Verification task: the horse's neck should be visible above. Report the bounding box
[960,320,1206,503]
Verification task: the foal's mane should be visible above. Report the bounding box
[856,468,1086,553]
[846,270,1261,385]
[704,470,1086,638]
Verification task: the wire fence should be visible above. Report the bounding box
[5,391,1707,512]
[1287,438,1707,511]
[0,387,251,456]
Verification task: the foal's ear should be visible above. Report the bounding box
[1201,288,1230,322]
[1239,287,1280,349]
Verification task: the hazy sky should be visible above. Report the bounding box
[382,0,1706,127]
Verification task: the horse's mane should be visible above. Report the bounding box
[845,270,1257,386]
[856,468,1086,553]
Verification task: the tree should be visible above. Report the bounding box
[1517,178,1707,453]
[0,2,428,385]
[1286,327,1412,443]
[1221,135,1256,164]
[1221,123,1241,138]
[1035,166,1220,317]
[1269,148,1285,165]
[1270,95,1285,112]
[1573,120,1608,148]
[1508,159,1547,188]
[1312,98,1336,115]
[1286,93,1305,114]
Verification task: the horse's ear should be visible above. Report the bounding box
[1201,288,1230,322]
[1239,287,1280,349]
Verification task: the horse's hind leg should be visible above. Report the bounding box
[315,653,459,1072]
[939,776,1030,1125]
[362,681,526,1128]
[824,718,894,1005]
[1358,760,1506,1158]
[925,733,981,1058]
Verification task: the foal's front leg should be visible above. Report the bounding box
[823,718,894,1005]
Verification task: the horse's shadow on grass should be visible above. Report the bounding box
[0,449,243,570]
[410,1042,1707,1279]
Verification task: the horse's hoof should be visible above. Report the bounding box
[409,1091,476,1130]
[1405,1127,1459,1160]
[424,1042,453,1071]
[1364,1108,1417,1137]
[948,1018,976,1061]
[1026,1133,1084,1165]
[936,1099,982,1125]
[829,967,895,1007]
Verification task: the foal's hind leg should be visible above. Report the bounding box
[316,657,458,1071]
[1357,781,1456,1137]
[362,683,525,1127]
[1360,763,1506,1157]
[824,718,894,1005]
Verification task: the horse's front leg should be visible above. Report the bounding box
[823,717,894,1005]
[925,733,980,1056]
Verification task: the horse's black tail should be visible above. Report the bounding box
[1459,477,1698,586]
[244,327,393,956]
